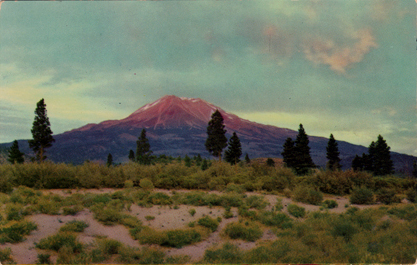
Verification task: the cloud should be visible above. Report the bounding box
[302,29,378,73]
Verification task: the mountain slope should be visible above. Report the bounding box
[1,95,415,174]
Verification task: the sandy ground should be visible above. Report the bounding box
[0,188,401,264]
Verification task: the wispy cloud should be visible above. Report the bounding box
[302,29,378,74]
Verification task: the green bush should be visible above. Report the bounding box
[293,186,323,205]
[117,246,165,264]
[98,238,122,255]
[62,205,84,216]
[140,178,154,191]
[197,216,219,232]
[203,242,243,263]
[322,199,338,209]
[36,232,82,252]
[350,187,374,205]
[287,204,306,218]
[145,215,155,221]
[0,247,13,263]
[147,192,172,205]
[224,221,263,242]
[258,212,293,229]
[0,221,37,243]
[132,227,205,248]
[376,188,401,205]
[36,253,51,264]
[188,208,196,216]
[245,195,269,210]
[59,220,89,233]
[330,219,356,242]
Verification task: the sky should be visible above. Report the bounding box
[0,0,416,156]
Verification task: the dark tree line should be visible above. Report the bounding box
[352,135,394,176]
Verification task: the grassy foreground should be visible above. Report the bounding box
[0,160,416,263]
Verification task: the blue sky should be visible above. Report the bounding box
[0,0,416,156]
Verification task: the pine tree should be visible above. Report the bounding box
[281,137,296,168]
[244,153,250,164]
[205,110,228,161]
[201,159,209,171]
[28,98,55,162]
[266,158,275,167]
[128,150,135,162]
[136,129,152,165]
[106,153,113,167]
[372,135,394,175]
[224,132,242,165]
[293,124,315,175]
[184,155,192,167]
[7,140,25,164]
[352,154,363,171]
[326,134,341,170]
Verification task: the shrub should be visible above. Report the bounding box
[322,199,338,209]
[36,253,51,264]
[119,215,143,228]
[124,179,134,188]
[245,195,269,210]
[224,221,263,242]
[59,221,89,233]
[350,187,374,205]
[6,204,24,221]
[331,219,356,242]
[376,188,401,205]
[98,238,122,255]
[145,215,155,221]
[147,192,172,205]
[197,216,219,232]
[0,221,37,243]
[293,186,323,205]
[287,204,306,218]
[0,248,13,263]
[188,208,196,216]
[203,242,243,263]
[165,228,204,248]
[258,212,293,229]
[62,205,84,216]
[36,232,82,252]
[140,178,155,191]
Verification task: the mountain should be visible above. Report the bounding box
[1,95,415,174]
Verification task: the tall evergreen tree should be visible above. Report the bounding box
[7,140,25,164]
[372,135,394,175]
[28,98,55,162]
[205,110,227,161]
[136,129,152,165]
[128,150,135,162]
[106,153,113,167]
[326,134,341,170]
[293,124,315,175]
[281,137,296,168]
[224,132,242,165]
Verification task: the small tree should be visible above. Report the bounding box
[205,110,227,161]
[184,155,192,167]
[136,129,152,165]
[326,134,341,170]
[266,158,275,167]
[281,137,296,168]
[106,153,113,167]
[224,132,242,165]
[7,140,25,164]
[28,98,55,162]
[244,153,250,164]
[293,124,315,175]
[128,150,135,162]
